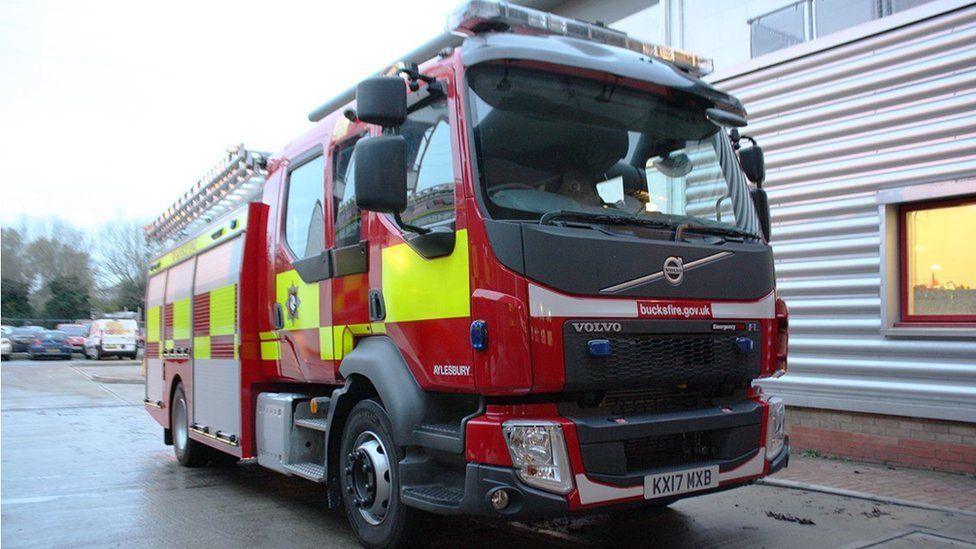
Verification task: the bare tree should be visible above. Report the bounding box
[95,219,157,313]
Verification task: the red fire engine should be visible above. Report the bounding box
[144,2,789,546]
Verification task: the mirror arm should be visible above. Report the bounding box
[393,212,430,235]
[397,64,444,96]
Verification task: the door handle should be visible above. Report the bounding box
[272,302,285,330]
[369,289,386,322]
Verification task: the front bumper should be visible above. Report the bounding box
[403,398,788,519]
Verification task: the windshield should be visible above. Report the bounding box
[466,64,761,236]
[42,331,66,341]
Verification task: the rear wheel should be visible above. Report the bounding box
[171,383,209,467]
[340,400,424,548]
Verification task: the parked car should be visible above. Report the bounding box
[55,323,90,354]
[28,330,73,360]
[8,326,46,353]
[1,336,11,360]
[84,318,138,360]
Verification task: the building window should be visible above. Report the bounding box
[749,0,937,58]
[899,197,976,323]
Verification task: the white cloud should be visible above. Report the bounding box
[0,0,458,229]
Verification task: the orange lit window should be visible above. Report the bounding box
[900,196,976,323]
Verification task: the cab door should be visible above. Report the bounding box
[272,148,333,383]
[327,131,370,368]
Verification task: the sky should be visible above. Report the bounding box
[0,0,459,230]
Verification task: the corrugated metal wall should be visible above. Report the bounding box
[711,4,976,422]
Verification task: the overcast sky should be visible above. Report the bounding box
[1,0,458,230]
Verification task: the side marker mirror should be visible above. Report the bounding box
[739,145,765,185]
[355,77,407,127]
[750,187,771,242]
[354,135,408,214]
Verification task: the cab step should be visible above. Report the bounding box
[401,484,463,513]
[413,422,462,454]
[294,417,330,432]
[283,462,326,482]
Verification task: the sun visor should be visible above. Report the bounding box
[461,33,747,120]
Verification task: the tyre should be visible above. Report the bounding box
[171,383,209,467]
[340,400,425,549]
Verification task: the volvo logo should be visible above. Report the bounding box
[663,256,684,285]
[572,322,622,333]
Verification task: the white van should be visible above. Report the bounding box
[85,319,139,360]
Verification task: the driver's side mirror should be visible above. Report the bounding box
[354,135,407,214]
[356,77,407,127]
[739,145,765,185]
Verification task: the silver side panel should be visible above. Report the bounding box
[256,392,303,475]
[192,359,240,437]
[145,272,166,404]
[146,361,164,404]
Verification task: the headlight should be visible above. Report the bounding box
[765,396,786,460]
[502,421,574,494]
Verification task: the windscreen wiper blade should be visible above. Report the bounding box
[539,210,674,231]
[677,223,758,241]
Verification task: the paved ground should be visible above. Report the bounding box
[774,454,976,513]
[3,357,976,548]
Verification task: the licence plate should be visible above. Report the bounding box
[644,465,718,499]
[46,348,61,354]
[104,344,117,349]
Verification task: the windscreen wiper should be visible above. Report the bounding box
[676,222,758,242]
[539,210,675,231]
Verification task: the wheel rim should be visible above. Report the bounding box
[173,394,188,454]
[345,431,392,526]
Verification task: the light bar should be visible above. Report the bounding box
[448,0,713,76]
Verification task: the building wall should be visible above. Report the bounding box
[788,407,976,474]
[706,2,976,427]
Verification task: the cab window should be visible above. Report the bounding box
[333,137,362,248]
[400,97,455,229]
[284,155,326,257]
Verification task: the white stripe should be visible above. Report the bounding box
[528,284,775,319]
[719,448,766,481]
[574,474,643,505]
[712,292,775,319]
[528,284,637,319]
[574,447,767,506]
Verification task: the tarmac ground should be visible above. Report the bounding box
[3,356,975,548]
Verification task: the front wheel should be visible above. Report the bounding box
[171,383,209,467]
[340,400,424,548]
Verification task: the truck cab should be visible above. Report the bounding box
[144,2,789,547]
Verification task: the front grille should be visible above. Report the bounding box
[623,432,716,472]
[598,387,707,415]
[563,320,761,391]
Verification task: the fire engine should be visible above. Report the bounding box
[143,2,789,546]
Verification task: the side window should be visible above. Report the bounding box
[284,155,326,257]
[400,98,455,229]
[333,137,362,248]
